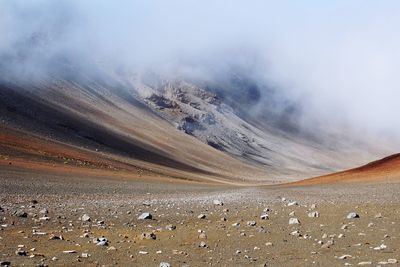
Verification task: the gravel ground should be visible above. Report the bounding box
[0,171,399,266]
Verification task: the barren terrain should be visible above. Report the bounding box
[0,68,399,267]
[1,152,400,266]
[1,169,399,266]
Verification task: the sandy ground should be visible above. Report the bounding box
[1,170,399,267]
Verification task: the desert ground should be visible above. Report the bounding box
[1,165,399,267]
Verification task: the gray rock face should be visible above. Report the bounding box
[138,212,152,220]
[347,212,359,219]
[81,214,91,222]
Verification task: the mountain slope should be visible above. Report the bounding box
[0,76,267,183]
[288,154,400,185]
[0,63,396,183]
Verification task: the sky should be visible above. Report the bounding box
[1,0,400,139]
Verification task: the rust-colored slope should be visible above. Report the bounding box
[0,125,250,185]
[288,154,400,186]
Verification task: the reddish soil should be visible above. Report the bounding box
[288,154,400,186]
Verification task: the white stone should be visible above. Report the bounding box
[289,218,300,225]
[213,200,223,206]
[339,255,352,260]
[138,212,152,220]
[81,214,91,222]
[308,211,319,218]
[347,212,359,219]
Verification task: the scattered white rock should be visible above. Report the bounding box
[160,263,171,267]
[199,241,207,247]
[213,200,223,206]
[308,211,319,218]
[289,218,300,225]
[39,208,48,214]
[290,230,301,237]
[287,201,298,207]
[347,212,359,219]
[95,237,108,246]
[15,249,27,256]
[39,215,50,221]
[49,234,63,240]
[197,214,206,219]
[260,213,269,220]
[321,239,334,249]
[81,214,91,222]
[138,212,152,220]
[339,255,352,260]
[63,250,77,254]
[247,221,256,226]
[165,224,176,230]
[357,262,372,265]
[198,233,207,239]
[142,201,151,206]
[373,244,387,250]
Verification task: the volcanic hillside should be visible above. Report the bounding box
[0,62,395,183]
[289,153,400,185]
